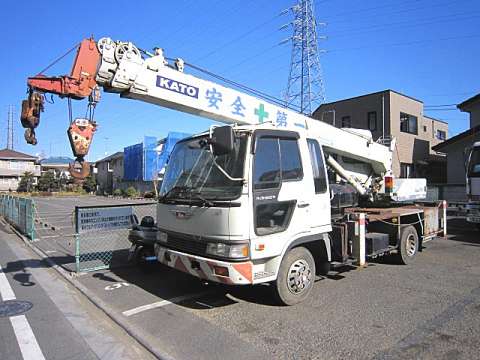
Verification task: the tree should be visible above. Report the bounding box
[82,175,97,193]
[17,172,35,192]
[37,171,58,192]
[124,186,138,198]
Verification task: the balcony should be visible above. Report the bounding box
[0,163,41,177]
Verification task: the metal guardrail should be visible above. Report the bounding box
[0,194,36,240]
[74,202,156,272]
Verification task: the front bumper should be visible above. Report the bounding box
[466,203,480,223]
[154,244,253,285]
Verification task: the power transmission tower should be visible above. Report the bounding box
[7,105,14,150]
[283,0,326,115]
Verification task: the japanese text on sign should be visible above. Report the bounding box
[77,207,134,233]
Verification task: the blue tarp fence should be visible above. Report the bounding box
[124,132,191,181]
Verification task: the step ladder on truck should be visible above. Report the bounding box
[20,37,447,305]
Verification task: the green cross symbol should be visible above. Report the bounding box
[255,104,269,123]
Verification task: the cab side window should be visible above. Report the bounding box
[307,139,327,193]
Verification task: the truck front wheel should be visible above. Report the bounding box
[395,225,419,265]
[273,247,315,306]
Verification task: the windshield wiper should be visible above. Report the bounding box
[159,185,189,202]
[188,191,215,207]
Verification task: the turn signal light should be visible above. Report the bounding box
[213,266,229,277]
[385,176,393,194]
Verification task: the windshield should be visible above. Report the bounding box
[160,132,248,202]
[468,147,480,177]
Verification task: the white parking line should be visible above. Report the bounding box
[122,291,210,317]
[0,264,46,360]
[10,315,46,360]
[0,265,16,301]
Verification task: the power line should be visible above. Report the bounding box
[192,11,284,64]
[325,10,480,38]
[424,103,458,107]
[327,33,480,53]
[323,0,423,19]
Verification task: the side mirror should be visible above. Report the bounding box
[464,147,471,171]
[211,126,234,156]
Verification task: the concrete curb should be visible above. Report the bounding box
[3,220,174,360]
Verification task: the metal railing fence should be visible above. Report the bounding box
[0,194,36,240]
[74,202,156,272]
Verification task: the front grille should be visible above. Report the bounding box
[166,234,208,257]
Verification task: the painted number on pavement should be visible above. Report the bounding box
[105,282,130,291]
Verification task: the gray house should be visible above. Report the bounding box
[432,93,480,185]
[313,90,448,182]
[0,149,40,191]
[95,152,124,195]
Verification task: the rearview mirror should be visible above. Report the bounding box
[464,147,472,171]
[211,126,234,156]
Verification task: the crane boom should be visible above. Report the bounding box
[95,38,393,178]
[21,36,394,193]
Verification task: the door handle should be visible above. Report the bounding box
[297,202,310,208]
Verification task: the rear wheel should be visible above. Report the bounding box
[273,247,315,306]
[395,225,419,265]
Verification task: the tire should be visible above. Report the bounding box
[395,225,419,265]
[273,247,316,306]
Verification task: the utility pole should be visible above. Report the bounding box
[282,0,326,115]
[7,105,14,150]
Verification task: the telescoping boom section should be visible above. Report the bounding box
[94,38,393,188]
[21,36,395,193]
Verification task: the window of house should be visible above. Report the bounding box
[423,125,427,132]
[341,116,351,128]
[400,112,418,135]
[436,130,446,140]
[400,163,414,178]
[307,139,327,193]
[367,111,377,131]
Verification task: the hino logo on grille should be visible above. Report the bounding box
[156,76,199,98]
[170,210,193,219]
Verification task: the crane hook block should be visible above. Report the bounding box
[67,118,97,158]
[68,159,91,181]
[20,91,44,145]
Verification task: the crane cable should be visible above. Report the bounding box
[36,42,80,75]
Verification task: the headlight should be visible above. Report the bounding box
[206,243,249,259]
[157,231,168,243]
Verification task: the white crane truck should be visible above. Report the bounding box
[466,142,480,229]
[22,37,447,305]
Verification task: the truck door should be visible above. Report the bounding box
[306,139,331,231]
[252,131,310,245]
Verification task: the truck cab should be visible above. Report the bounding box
[154,125,333,303]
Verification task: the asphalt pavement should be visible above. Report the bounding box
[7,195,480,359]
[73,218,480,360]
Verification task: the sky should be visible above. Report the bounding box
[0,0,478,161]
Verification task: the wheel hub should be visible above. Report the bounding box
[406,234,417,257]
[287,259,312,294]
